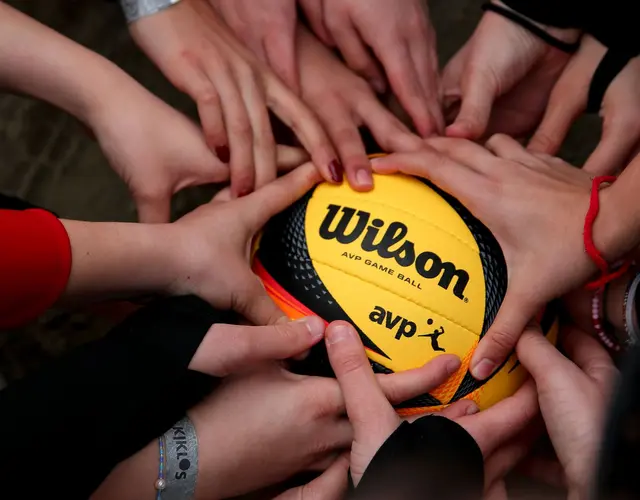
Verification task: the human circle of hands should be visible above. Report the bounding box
[90,0,640,497]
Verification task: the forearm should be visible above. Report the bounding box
[0,2,141,125]
[60,220,179,303]
[0,296,224,499]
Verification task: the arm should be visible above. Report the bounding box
[0,296,227,499]
[0,205,181,326]
[0,2,138,127]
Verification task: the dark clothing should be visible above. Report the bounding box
[0,295,232,499]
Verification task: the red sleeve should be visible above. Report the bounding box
[0,209,72,329]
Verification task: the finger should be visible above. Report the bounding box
[165,60,229,152]
[376,354,461,404]
[327,16,386,93]
[445,65,497,140]
[426,137,499,172]
[320,97,373,191]
[299,0,335,47]
[583,117,640,175]
[325,321,400,436]
[204,49,255,198]
[485,134,544,168]
[408,25,445,132]
[484,419,545,487]
[528,81,584,155]
[234,64,277,191]
[276,145,311,171]
[483,481,509,500]
[560,324,618,389]
[135,191,172,224]
[437,400,481,420]
[355,93,425,153]
[275,453,349,500]
[380,40,435,137]
[265,72,341,186]
[371,151,489,209]
[457,378,538,457]
[191,316,326,376]
[239,162,321,229]
[264,25,300,93]
[471,291,539,380]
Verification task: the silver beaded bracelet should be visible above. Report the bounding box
[120,0,181,24]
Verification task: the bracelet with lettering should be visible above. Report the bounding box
[163,416,199,500]
[119,0,181,24]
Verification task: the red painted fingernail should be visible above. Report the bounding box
[215,145,230,164]
[328,160,343,183]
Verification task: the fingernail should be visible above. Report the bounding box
[237,187,252,198]
[293,349,311,361]
[471,358,497,380]
[446,358,461,376]
[355,168,374,189]
[215,145,230,163]
[328,159,344,183]
[326,323,353,345]
[295,316,325,342]
[465,403,480,416]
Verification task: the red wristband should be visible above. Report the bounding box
[584,176,631,291]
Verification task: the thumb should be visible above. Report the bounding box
[471,290,538,380]
[189,315,326,376]
[445,65,497,140]
[441,43,469,121]
[275,453,350,500]
[516,327,572,384]
[240,162,321,230]
[135,192,172,223]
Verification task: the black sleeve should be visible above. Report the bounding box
[0,295,234,500]
[348,416,485,500]
[501,0,584,29]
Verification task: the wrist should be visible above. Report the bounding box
[61,220,180,303]
[594,181,640,264]
[492,0,581,44]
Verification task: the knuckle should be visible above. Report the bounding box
[336,351,366,376]
[488,327,518,354]
[230,117,253,142]
[197,88,221,108]
[530,131,559,153]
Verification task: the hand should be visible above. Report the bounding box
[208,0,299,91]
[130,0,338,196]
[169,163,321,325]
[516,325,619,498]
[529,35,640,175]
[296,26,424,191]
[442,2,576,140]
[324,321,536,488]
[371,136,604,378]
[300,0,442,137]
[91,76,308,223]
[95,324,466,500]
